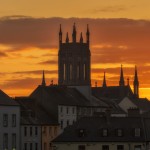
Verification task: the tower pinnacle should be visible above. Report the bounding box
[80,32,83,43]
[72,23,76,43]
[134,65,139,98]
[66,32,69,43]
[41,70,46,86]
[102,71,107,87]
[86,24,90,47]
[119,64,125,86]
[59,24,62,45]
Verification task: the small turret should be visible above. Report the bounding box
[72,23,76,43]
[133,66,139,98]
[41,70,46,86]
[119,65,125,86]
[80,32,83,43]
[102,71,107,87]
[59,24,62,45]
[66,32,69,43]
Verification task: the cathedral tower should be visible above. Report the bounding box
[58,24,91,86]
[133,66,139,98]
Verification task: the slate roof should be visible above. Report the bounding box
[53,116,149,142]
[0,89,19,106]
[29,85,92,120]
[92,86,134,100]
[15,97,58,125]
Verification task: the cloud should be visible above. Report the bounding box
[38,60,58,65]
[0,51,8,57]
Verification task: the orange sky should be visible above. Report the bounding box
[0,1,150,98]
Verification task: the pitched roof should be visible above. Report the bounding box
[92,86,134,100]
[53,116,147,142]
[0,89,19,106]
[29,85,92,120]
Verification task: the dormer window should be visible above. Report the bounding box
[135,128,141,137]
[78,129,86,137]
[117,129,123,137]
[102,129,108,137]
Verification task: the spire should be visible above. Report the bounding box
[42,70,46,86]
[66,32,69,43]
[119,64,125,86]
[95,81,97,87]
[72,23,76,43]
[102,71,107,87]
[80,32,83,43]
[59,24,62,45]
[127,77,130,86]
[86,24,90,46]
[134,65,139,98]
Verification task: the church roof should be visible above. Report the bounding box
[0,89,19,106]
[92,86,134,100]
[29,85,92,120]
[53,116,149,142]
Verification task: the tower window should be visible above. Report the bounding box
[63,63,66,81]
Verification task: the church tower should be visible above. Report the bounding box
[58,24,91,86]
[133,66,139,98]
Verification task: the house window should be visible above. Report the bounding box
[54,127,57,136]
[78,129,86,137]
[117,129,123,137]
[66,107,69,114]
[24,127,27,136]
[117,145,124,150]
[30,127,32,136]
[12,133,16,149]
[43,127,47,135]
[30,143,32,150]
[134,145,141,150]
[60,120,63,129]
[35,127,38,136]
[135,128,141,137]
[3,133,8,149]
[12,114,16,127]
[60,107,63,113]
[102,129,108,137]
[24,143,27,150]
[67,120,69,126]
[102,145,109,150]
[35,143,38,150]
[3,114,8,127]
[78,145,85,150]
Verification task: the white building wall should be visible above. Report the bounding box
[58,105,77,132]
[0,105,20,150]
[21,125,41,150]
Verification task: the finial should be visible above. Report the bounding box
[80,32,83,43]
[66,32,69,43]
[42,70,46,86]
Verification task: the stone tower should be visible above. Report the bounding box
[58,23,91,86]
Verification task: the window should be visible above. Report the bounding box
[72,107,75,114]
[12,114,16,127]
[63,63,66,80]
[24,127,27,136]
[135,128,141,137]
[102,129,108,137]
[77,64,80,79]
[83,63,86,80]
[117,129,123,137]
[35,143,38,150]
[60,120,63,129]
[78,145,85,150]
[102,145,109,150]
[78,129,86,137]
[24,143,27,150]
[66,107,69,114]
[49,127,52,135]
[35,127,38,136]
[12,134,16,149]
[3,114,8,127]
[134,145,141,150]
[60,107,63,113]
[30,143,32,150]
[43,126,46,135]
[44,143,47,150]
[67,120,69,126]
[3,133,8,149]
[70,64,73,80]
[54,127,57,136]
[117,145,124,150]
[30,127,32,136]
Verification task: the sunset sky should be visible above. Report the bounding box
[0,0,150,98]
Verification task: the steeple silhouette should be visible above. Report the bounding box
[119,65,125,86]
[66,32,69,43]
[41,70,46,86]
[72,23,76,43]
[133,66,139,98]
[102,71,107,87]
[59,24,62,45]
[86,24,90,47]
[80,32,83,43]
